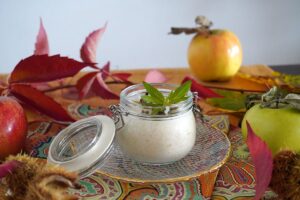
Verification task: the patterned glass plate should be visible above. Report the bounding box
[96,116,231,183]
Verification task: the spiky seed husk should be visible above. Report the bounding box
[270,150,300,200]
[0,154,80,200]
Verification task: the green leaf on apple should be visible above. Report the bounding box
[284,93,300,110]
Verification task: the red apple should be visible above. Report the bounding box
[0,97,27,160]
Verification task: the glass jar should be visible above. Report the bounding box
[115,83,196,164]
[48,83,198,178]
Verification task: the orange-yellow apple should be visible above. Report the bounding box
[0,97,28,160]
[188,30,242,81]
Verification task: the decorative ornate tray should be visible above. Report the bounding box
[25,103,231,184]
[96,115,231,183]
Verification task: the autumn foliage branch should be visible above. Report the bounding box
[0,19,132,121]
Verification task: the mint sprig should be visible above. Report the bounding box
[141,81,192,114]
[167,81,191,104]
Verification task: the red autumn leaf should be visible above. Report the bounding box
[182,76,223,98]
[0,88,5,96]
[0,79,7,87]
[0,80,7,95]
[246,121,273,200]
[32,19,51,90]
[111,73,132,83]
[76,72,98,99]
[0,160,21,178]
[10,84,74,121]
[100,61,132,83]
[9,55,90,84]
[34,18,49,55]
[80,23,107,65]
[101,61,110,80]
[92,73,119,99]
[61,87,80,100]
[144,69,167,83]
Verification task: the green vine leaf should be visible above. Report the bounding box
[207,89,247,111]
[247,86,300,111]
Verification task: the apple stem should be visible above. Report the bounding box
[169,16,212,35]
[43,85,75,93]
[206,110,245,115]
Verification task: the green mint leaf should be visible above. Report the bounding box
[151,107,165,115]
[167,80,191,105]
[168,90,175,99]
[171,96,189,104]
[141,95,161,105]
[142,82,165,104]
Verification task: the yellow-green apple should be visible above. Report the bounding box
[188,30,242,81]
[241,104,300,156]
[0,97,27,160]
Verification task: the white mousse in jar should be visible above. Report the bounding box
[117,83,196,164]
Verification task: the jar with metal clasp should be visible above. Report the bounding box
[48,83,202,178]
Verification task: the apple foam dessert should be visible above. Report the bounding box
[116,82,197,164]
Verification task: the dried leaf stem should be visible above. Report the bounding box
[43,81,133,93]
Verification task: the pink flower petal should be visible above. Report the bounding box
[144,69,167,83]
[80,23,107,64]
[0,160,21,178]
[246,121,273,200]
[34,18,49,55]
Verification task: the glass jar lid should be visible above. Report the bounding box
[47,115,115,178]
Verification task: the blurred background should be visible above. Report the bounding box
[0,0,299,73]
